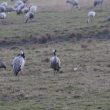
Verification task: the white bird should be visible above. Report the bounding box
[87,11,96,23]
[50,49,61,75]
[12,50,25,76]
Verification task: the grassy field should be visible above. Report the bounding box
[0,0,110,110]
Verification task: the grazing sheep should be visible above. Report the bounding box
[0,12,7,19]
[66,0,80,9]
[94,0,103,7]
[87,11,96,23]
[0,61,6,69]
[50,49,61,75]
[12,50,25,76]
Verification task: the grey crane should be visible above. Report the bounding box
[12,50,25,76]
[25,11,34,23]
[50,49,61,75]
[25,5,37,23]
[66,0,80,9]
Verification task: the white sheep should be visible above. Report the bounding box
[94,0,103,7]
[66,0,80,9]
[87,11,96,23]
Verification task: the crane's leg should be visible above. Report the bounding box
[25,18,28,23]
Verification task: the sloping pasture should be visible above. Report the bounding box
[0,0,110,110]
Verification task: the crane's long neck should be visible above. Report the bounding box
[53,51,57,56]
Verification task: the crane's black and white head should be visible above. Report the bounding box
[17,50,25,59]
[20,50,25,59]
[53,49,57,56]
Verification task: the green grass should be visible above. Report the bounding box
[0,40,110,110]
[0,98,110,110]
[0,8,109,43]
[0,2,110,110]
